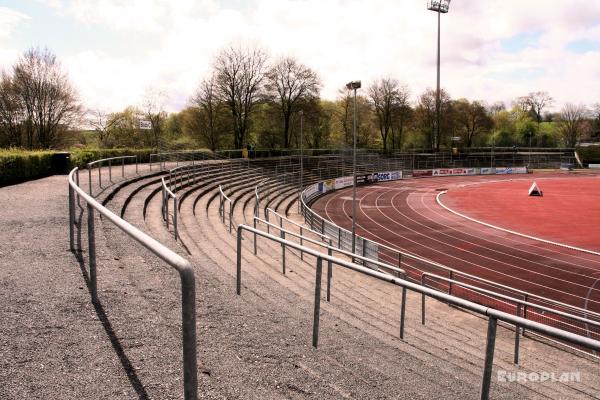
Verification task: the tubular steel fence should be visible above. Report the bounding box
[235,224,600,400]
[87,155,138,196]
[299,174,600,357]
[68,167,197,400]
[161,177,179,241]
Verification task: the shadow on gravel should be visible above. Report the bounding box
[72,207,150,400]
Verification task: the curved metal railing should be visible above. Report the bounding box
[67,167,197,399]
[87,155,138,196]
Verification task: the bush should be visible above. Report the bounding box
[69,148,157,168]
[577,145,600,165]
[0,149,56,186]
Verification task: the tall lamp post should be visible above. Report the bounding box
[346,80,361,255]
[298,110,304,212]
[427,0,451,149]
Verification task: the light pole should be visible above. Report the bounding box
[346,80,361,255]
[298,110,304,212]
[427,0,451,150]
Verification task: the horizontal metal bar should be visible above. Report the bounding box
[87,155,137,168]
[238,224,600,353]
[423,272,600,328]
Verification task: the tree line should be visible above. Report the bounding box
[2,46,600,151]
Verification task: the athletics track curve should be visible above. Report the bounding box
[310,172,600,329]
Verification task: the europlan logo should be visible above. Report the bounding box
[497,370,581,383]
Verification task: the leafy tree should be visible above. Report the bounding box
[265,56,320,148]
[453,99,493,147]
[414,88,452,151]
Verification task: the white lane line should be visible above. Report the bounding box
[436,191,600,257]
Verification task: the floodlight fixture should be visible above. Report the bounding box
[346,80,361,90]
[427,0,451,13]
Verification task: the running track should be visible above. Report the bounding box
[311,172,600,326]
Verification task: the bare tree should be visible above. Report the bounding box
[390,85,411,151]
[140,88,168,148]
[559,103,588,147]
[415,88,451,151]
[87,108,122,147]
[190,73,224,151]
[11,47,81,149]
[527,91,553,123]
[368,77,401,152]
[214,46,268,148]
[336,87,352,147]
[0,72,23,147]
[266,56,320,148]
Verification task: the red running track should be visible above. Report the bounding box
[311,172,600,332]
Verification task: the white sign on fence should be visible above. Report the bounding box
[139,120,152,130]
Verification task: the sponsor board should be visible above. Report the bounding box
[375,170,403,182]
[480,167,494,175]
[412,169,433,177]
[432,168,479,176]
[322,179,335,192]
[303,183,321,201]
[335,176,353,189]
[495,166,528,175]
[356,173,378,185]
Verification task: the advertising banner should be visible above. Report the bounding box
[412,169,433,177]
[303,183,321,201]
[480,167,494,175]
[335,176,353,189]
[495,167,528,175]
[375,170,403,182]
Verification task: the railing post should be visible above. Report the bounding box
[98,162,102,188]
[253,217,257,255]
[68,184,75,251]
[522,294,528,336]
[281,230,286,274]
[312,257,323,348]
[75,169,81,207]
[300,227,304,261]
[480,317,498,400]
[108,159,112,182]
[179,268,198,400]
[449,270,453,295]
[166,196,170,229]
[327,246,332,302]
[229,204,232,233]
[338,228,342,249]
[236,227,242,295]
[87,204,98,303]
[514,303,521,365]
[88,166,93,196]
[400,286,407,339]
[121,157,125,177]
[174,198,178,241]
[135,155,138,174]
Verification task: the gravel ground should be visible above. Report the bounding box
[0,175,133,399]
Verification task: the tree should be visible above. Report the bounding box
[140,88,168,148]
[559,103,588,147]
[266,57,320,148]
[390,87,412,151]
[213,46,268,149]
[0,72,23,147]
[368,77,404,152]
[415,88,452,151]
[87,108,122,147]
[335,87,353,147]
[11,47,81,149]
[190,74,226,151]
[527,91,553,124]
[453,99,493,147]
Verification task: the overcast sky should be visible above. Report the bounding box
[2,0,600,113]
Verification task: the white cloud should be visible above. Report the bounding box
[0,7,29,39]
[12,0,600,112]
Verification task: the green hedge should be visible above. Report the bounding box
[0,150,56,186]
[69,148,157,168]
[576,146,600,165]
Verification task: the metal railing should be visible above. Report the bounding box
[235,224,600,400]
[421,272,600,362]
[67,167,197,399]
[161,177,179,241]
[87,155,138,196]
[219,185,233,233]
[299,185,600,346]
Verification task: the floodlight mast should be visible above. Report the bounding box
[346,80,361,256]
[427,0,450,150]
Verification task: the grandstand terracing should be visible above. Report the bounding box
[2,154,600,399]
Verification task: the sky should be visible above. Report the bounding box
[2,0,600,113]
